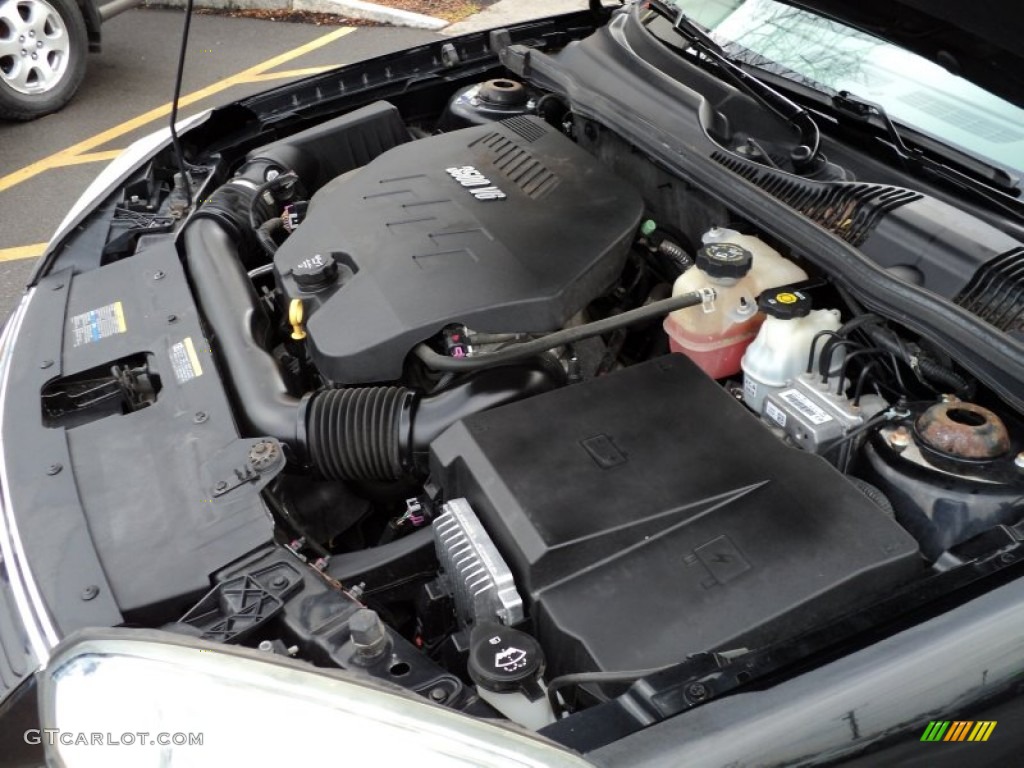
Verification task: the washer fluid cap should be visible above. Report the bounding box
[468,624,544,694]
[696,242,753,279]
[758,288,813,319]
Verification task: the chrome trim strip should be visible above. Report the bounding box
[0,289,59,663]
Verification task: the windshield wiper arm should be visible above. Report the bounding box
[833,90,1021,207]
[647,0,820,159]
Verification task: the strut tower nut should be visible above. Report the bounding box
[915,400,1010,460]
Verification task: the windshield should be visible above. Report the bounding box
[655,0,1024,177]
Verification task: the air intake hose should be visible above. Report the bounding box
[305,363,560,482]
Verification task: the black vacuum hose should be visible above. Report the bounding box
[861,324,971,396]
[414,289,713,372]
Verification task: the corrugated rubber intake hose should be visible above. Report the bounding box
[305,363,562,482]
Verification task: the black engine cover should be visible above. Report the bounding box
[431,355,921,677]
[274,116,644,384]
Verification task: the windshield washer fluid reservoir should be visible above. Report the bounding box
[741,288,842,415]
[664,229,807,378]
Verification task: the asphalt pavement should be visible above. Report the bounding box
[0,8,440,320]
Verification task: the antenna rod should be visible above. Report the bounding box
[169,0,195,209]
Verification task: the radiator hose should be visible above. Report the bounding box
[183,184,559,482]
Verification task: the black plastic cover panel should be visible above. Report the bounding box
[431,355,921,676]
[15,242,274,621]
[274,117,644,384]
[247,101,410,193]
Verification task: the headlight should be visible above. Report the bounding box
[38,631,593,768]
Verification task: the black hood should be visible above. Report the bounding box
[784,0,1024,108]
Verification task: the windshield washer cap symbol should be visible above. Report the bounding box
[494,647,528,671]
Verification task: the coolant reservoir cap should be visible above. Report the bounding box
[758,288,812,319]
[468,624,544,693]
[696,242,753,279]
[292,252,338,291]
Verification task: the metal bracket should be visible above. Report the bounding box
[207,438,286,499]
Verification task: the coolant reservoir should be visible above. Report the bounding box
[741,288,842,415]
[663,229,807,378]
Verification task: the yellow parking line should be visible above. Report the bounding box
[0,242,48,262]
[54,150,125,167]
[241,65,340,83]
[0,26,355,194]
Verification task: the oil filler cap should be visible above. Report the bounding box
[696,242,753,279]
[292,252,338,291]
[468,623,545,695]
[758,288,812,319]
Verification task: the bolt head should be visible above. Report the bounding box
[429,687,447,702]
[153,271,165,280]
[214,481,228,492]
[888,427,912,451]
[258,640,274,652]
[28,30,35,37]
[350,609,388,657]
[248,440,280,471]
[167,314,178,323]
[81,585,99,601]
[40,359,53,369]
[46,463,62,476]
[686,683,709,702]
[30,53,36,60]
[193,411,208,424]
[270,575,288,589]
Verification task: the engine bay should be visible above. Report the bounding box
[35,4,1024,743]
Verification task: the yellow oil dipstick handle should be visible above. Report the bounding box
[289,299,307,340]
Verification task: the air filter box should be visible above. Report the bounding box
[430,355,921,676]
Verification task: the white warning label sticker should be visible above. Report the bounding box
[779,389,834,425]
[169,337,203,384]
[71,301,126,346]
[765,400,787,428]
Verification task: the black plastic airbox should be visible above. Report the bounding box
[431,355,921,676]
[274,116,644,384]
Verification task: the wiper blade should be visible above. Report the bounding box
[647,0,820,158]
[833,90,1021,208]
